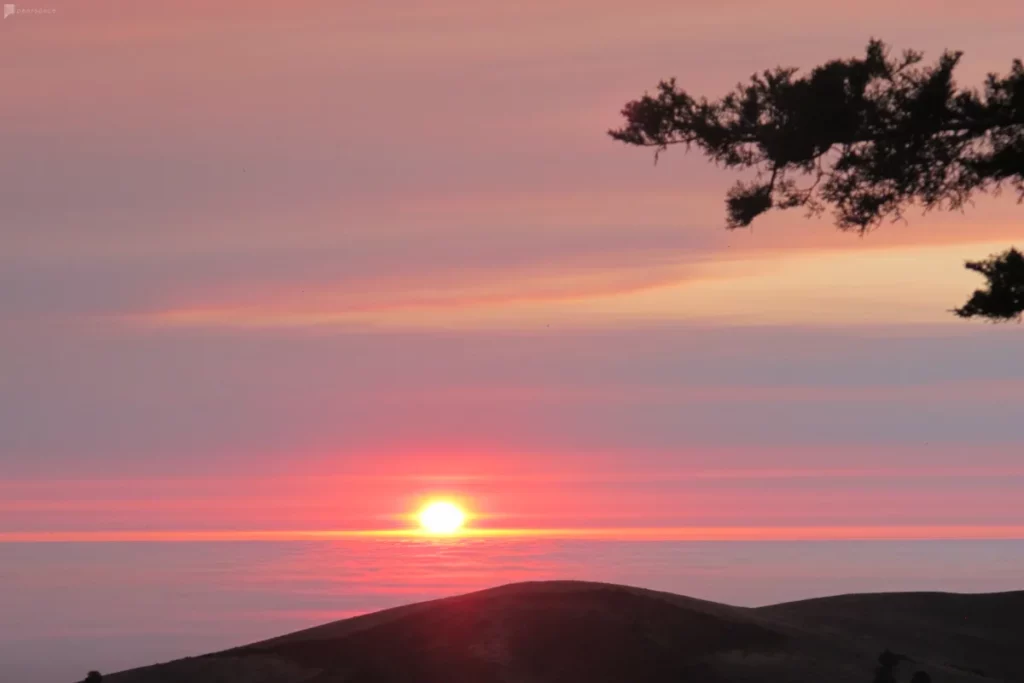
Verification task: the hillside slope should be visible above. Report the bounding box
[757,591,1024,681]
[106,581,1024,683]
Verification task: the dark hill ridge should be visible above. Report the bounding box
[756,591,1024,680]
[106,581,1024,683]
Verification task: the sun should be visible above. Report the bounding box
[418,500,466,534]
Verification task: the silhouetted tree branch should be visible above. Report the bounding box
[611,40,1024,320]
[954,247,1024,319]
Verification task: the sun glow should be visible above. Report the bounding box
[418,500,466,534]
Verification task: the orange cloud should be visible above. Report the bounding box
[132,239,1015,330]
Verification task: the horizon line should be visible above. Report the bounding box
[4,525,1024,543]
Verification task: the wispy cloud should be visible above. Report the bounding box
[130,240,1011,329]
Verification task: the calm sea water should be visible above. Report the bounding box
[3,539,1023,682]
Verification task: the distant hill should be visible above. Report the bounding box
[105,581,1024,683]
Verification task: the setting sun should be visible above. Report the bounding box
[418,501,466,534]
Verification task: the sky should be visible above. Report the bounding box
[3,2,1024,542]
[4,1,1024,679]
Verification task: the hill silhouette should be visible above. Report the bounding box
[104,581,1024,683]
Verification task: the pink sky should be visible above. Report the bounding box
[2,0,1023,539]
